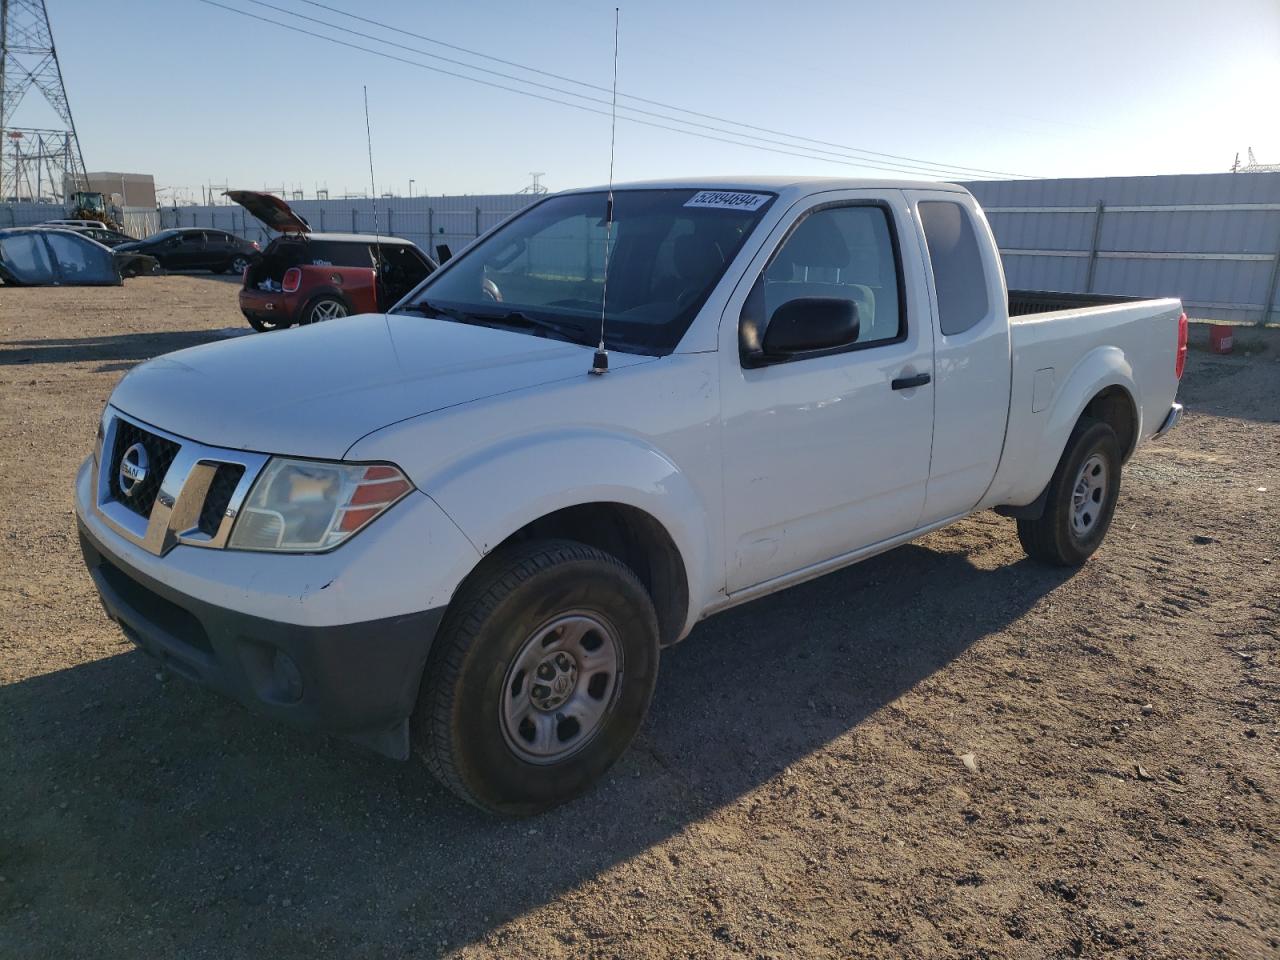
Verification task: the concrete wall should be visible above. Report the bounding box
[83,172,157,208]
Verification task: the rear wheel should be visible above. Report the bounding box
[301,297,349,324]
[229,255,250,274]
[415,539,660,815]
[1017,417,1121,566]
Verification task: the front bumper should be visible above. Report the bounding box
[79,519,443,759]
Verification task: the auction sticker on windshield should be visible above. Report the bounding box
[684,191,772,211]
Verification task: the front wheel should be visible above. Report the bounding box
[415,539,660,815]
[1017,417,1121,566]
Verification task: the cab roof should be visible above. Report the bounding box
[557,176,970,200]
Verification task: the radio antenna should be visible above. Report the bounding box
[590,7,620,376]
[363,86,384,301]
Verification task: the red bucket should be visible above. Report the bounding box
[1209,324,1234,355]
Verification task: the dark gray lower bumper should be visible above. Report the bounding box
[78,521,444,759]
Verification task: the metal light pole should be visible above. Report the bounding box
[408,179,414,199]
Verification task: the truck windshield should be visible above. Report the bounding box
[397,188,775,355]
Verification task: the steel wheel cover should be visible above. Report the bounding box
[499,611,623,764]
[1070,453,1108,536]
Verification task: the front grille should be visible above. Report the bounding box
[109,420,180,519]
[198,463,245,536]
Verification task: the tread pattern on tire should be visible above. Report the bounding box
[1017,416,1118,567]
[417,538,650,810]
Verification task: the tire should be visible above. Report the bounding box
[230,255,250,275]
[301,296,349,324]
[1017,417,1121,567]
[415,539,660,815]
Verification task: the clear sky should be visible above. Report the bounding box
[30,0,1280,201]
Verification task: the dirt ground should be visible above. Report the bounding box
[1,275,1276,959]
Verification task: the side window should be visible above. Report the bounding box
[184,232,205,245]
[44,232,115,281]
[918,201,990,336]
[757,204,903,346]
[0,233,56,283]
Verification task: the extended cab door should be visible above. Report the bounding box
[904,191,1012,523]
[718,191,936,593]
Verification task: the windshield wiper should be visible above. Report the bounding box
[397,300,471,323]
[484,309,594,346]
[401,301,594,347]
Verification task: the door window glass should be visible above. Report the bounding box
[757,204,902,345]
[918,201,990,336]
[0,233,56,283]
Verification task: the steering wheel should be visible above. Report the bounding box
[482,277,504,303]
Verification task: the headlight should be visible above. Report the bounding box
[228,458,413,552]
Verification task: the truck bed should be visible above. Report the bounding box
[1008,289,1144,317]
[982,293,1184,511]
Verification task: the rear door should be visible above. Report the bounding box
[205,231,235,265]
[718,191,937,593]
[904,190,1012,524]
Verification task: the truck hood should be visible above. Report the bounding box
[109,315,654,459]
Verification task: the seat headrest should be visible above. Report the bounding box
[674,233,724,280]
[777,215,850,271]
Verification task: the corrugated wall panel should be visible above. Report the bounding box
[965,172,1280,322]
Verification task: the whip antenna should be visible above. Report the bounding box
[590,7,620,376]
[363,86,384,301]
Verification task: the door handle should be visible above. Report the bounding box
[891,372,932,390]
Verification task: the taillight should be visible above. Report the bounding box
[1175,311,1188,379]
[251,241,260,250]
[282,267,301,293]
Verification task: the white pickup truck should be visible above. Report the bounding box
[75,178,1186,814]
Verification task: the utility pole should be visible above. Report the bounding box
[1,0,88,203]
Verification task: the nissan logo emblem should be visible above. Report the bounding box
[118,442,149,497]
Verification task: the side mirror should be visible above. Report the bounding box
[752,297,859,364]
[435,243,453,264]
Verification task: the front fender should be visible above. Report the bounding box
[987,344,1139,508]
[418,428,715,638]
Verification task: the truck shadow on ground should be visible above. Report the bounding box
[2,329,245,366]
[0,539,1073,955]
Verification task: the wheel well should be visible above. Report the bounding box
[1081,386,1138,461]
[493,503,690,646]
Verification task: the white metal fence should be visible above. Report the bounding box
[964,172,1280,324]
[154,194,540,261]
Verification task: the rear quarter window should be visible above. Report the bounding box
[918,201,990,336]
[305,241,374,268]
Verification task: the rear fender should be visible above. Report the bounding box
[988,345,1139,509]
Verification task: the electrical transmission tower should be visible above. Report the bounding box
[518,172,548,195]
[1,0,87,203]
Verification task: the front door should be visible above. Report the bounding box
[719,194,936,593]
[175,231,207,269]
